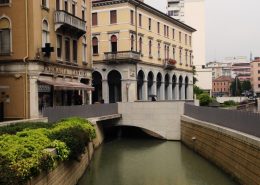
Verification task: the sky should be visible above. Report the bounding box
[145,0,260,62]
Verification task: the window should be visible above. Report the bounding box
[73,40,77,63]
[179,49,182,64]
[157,22,160,34]
[42,0,48,8]
[92,37,98,54]
[157,42,160,59]
[185,51,188,65]
[168,10,174,16]
[173,47,175,59]
[0,17,11,55]
[148,18,151,31]
[111,35,117,53]
[0,0,10,4]
[149,40,152,57]
[172,29,175,39]
[190,52,192,66]
[65,38,70,62]
[72,3,76,15]
[110,10,117,24]
[189,36,192,46]
[258,84,260,88]
[56,35,62,59]
[166,26,169,37]
[56,0,60,10]
[185,34,187,45]
[164,25,166,36]
[139,37,142,53]
[82,36,87,63]
[131,35,134,51]
[42,20,49,48]
[65,1,68,12]
[82,10,85,21]
[92,13,97,26]
[139,14,142,27]
[179,31,181,42]
[258,77,260,81]
[130,10,134,25]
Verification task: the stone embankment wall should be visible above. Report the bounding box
[181,115,260,185]
[28,122,104,185]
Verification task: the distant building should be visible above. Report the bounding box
[207,61,232,80]
[212,76,233,97]
[250,57,260,96]
[232,62,251,82]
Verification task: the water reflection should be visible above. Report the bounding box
[78,139,238,185]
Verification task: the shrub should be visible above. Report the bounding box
[49,117,96,159]
[198,93,213,106]
[0,117,95,185]
[0,122,52,135]
[223,100,237,107]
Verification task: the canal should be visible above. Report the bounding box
[78,138,238,185]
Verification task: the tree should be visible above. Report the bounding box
[230,78,242,96]
[192,66,198,85]
[241,80,252,92]
[194,85,203,96]
[198,93,213,106]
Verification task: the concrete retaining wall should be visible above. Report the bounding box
[116,101,185,140]
[181,115,260,185]
[28,120,104,185]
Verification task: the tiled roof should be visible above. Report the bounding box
[213,76,233,82]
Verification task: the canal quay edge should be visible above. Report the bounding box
[1,102,259,185]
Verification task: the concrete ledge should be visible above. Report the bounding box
[88,114,122,123]
[181,115,260,147]
[0,117,48,127]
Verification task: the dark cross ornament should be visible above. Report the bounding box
[42,43,54,57]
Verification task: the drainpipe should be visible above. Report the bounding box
[23,0,29,118]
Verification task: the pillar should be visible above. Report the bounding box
[29,75,39,118]
[88,90,92,105]
[152,80,157,98]
[160,82,165,100]
[143,81,148,101]
[102,79,109,103]
[181,83,185,100]
[188,84,194,100]
[167,83,173,100]
[176,83,179,100]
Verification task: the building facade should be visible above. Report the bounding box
[212,76,232,97]
[91,0,195,103]
[0,0,92,120]
[167,0,209,93]
[250,57,260,96]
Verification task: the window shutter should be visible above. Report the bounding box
[92,13,97,26]
[110,10,117,24]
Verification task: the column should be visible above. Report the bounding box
[143,81,148,101]
[29,75,39,118]
[167,83,173,100]
[188,84,194,100]
[175,83,179,100]
[181,83,185,100]
[102,79,109,103]
[88,90,92,105]
[160,82,165,100]
[152,81,157,98]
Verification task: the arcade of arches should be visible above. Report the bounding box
[92,69,193,103]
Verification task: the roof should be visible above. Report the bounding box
[92,0,196,33]
[213,76,233,82]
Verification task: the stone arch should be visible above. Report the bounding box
[185,76,189,100]
[179,75,183,100]
[156,72,162,100]
[137,70,145,100]
[107,70,122,103]
[92,71,103,103]
[0,15,12,54]
[147,71,154,100]
[172,74,177,100]
[165,73,170,100]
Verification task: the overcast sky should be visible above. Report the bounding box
[145,0,260,62]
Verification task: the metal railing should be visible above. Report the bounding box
[43,103,118,123]
[104,51,141,61]
[54,11,86,32]
[184,103,260,137]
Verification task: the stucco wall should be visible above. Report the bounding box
[116,101,185,140]
[181,115,260,185]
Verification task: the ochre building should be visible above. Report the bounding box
[91,0,196,103]
[212,76,233,97]
[0,0,92,120]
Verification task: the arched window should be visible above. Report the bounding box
[179,49,182,64]
[42,20,49,48]
[0,17,11,54]
[92,37,98,54]
[157,42,160,58]
[139,37,142,53]
[149,40,152,57]
[82,36,87,63]
[111,35,117,53]
[131,35,134,51]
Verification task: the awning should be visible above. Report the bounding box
[38,79,94,91]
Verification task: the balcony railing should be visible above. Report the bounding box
[54,11,86,37]
[164,59,177,69]
[104,51,141,63]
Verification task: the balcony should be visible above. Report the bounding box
[54,11,86,38]
[164,59,177,69]
[104,51,141,63]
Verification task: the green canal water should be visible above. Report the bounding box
[78,139,238,185]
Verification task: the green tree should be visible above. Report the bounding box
[198,93,213,106]
[230,78,242,96]
[241,80,252,92]
[194,85,204,96]
[192,66,198,85]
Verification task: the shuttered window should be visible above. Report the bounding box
[65,38,70,62]
[57,35,62,59]
[73,40,77,63]
[0,29,10,54]
[130,10,134,25]
[0,0,10,4]
[92,13,97,26]
[92,37,98,54]
[110,10,117,24]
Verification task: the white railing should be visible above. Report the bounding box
[104,51,141,61]
[54,11,86,32]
